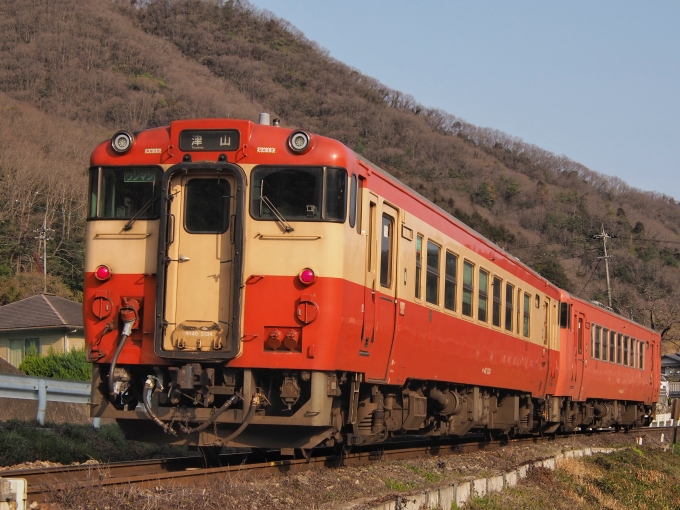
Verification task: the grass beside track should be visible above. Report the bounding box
[0,420,184,466]
[467,446,680,510]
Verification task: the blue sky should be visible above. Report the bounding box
[249,1,680,200]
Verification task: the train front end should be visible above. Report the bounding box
[85,117,356,450]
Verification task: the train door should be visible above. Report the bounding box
[369,202,399,380]
[162,172,236,354]
[575,313,586,400]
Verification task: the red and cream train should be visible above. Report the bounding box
[85,115,660,450]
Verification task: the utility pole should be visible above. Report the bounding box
[34,213,53,293]
[594,224,615,309]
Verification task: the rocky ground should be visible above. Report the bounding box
[32,428,672,509]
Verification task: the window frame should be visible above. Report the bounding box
[415,234,423,300]
[477,268,489,322]
[183,177,231,234]
[504,282,514,332]
[444,251,458,312]
[602,328,609,362]
[379,213,394,289]
[425,240,441,306]
[349,174,357,228]
[492,276,502,328]
[462,260,474,317]
[523,293,531,337]
[249,165,348,223]
[87,166,164,221]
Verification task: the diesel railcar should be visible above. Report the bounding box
[85,115,660,450]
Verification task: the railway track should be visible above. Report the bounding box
[3,427,673,504]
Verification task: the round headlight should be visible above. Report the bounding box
[111,131,134,154]
[288,130,311,154]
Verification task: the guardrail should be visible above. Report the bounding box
[0,373,98,427]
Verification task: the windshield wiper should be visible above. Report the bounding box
[123,197,156,231]
[261,195,294,233]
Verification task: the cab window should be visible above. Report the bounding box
[89,167,162,219]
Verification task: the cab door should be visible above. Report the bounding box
[162,172,235,355]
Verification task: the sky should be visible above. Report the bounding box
[249,1,680,200]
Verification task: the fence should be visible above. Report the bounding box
[0,373,99,427]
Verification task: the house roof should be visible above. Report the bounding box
[0,294,83,331]
[0,357,23,374]
[661,353,680,366]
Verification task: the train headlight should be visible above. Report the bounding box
[298,268,316,285]
[288,130,311,154]
[111,131,134,154]
[94,264,113,281]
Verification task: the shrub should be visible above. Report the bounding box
[19,347,91,382]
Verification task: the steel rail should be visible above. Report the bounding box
[5,427,672,504]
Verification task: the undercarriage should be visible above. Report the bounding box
[92,364,655,450]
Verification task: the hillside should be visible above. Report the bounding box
[1,0,680,350]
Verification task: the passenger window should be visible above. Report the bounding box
[617,333,623,364]
[349,174,357,228]
[595,325,601,360]
[629,338,635,367]
[602,328,609,362]
[462,261,474,317]
[425,241,440,305]
[590,324,595,358]
[478,269,489,321]
[523,293,530,337]
[505,283,514,331]
[444,251,457,311]
[623,335,629,366]
[639,342,645,370]
[609,331,616,362]
[415,235,423,299]
[492,277,502,327]
[379,213,393,288]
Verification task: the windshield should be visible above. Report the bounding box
[89,167,162,220]
[250,166,347,222]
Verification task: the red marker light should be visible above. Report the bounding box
[298,268,316,285]
[94,265,112,281]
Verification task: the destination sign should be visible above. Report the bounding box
[179,130,240,152]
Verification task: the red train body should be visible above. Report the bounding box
[85,117,659,450]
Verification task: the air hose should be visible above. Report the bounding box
[141,377,261,444]
[218,395,260,444]
[108,303,138,401]
[177,394,243,434]
[142,377,177,436]
[107,326,132,400]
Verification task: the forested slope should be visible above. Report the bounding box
[1,0,680,350]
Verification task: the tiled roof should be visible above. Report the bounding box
[0,294,83,330]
